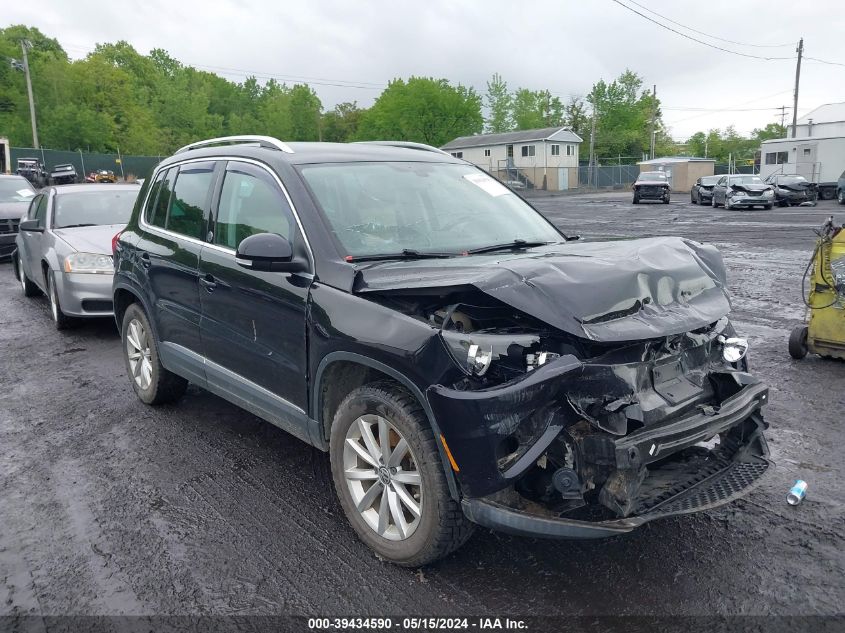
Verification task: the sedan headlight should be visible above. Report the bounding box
[441,331,539,376]
[731,190,747,197]
[63,252,114,274]
[764,189,774,197]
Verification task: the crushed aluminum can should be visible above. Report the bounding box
[787,480,808,505]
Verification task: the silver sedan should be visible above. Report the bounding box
[12,184,140,329]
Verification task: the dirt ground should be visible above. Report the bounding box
[0,192,843,622]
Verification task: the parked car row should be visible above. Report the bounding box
[689,170,845,210]
[7,136,772,567]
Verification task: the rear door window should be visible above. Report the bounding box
[147,168,174,228]
[166,162,215,240]
[213,162,293,250]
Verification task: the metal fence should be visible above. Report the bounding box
[578,164,640,189]
[8,147,162,181]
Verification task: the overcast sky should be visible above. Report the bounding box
[6,0,845,140]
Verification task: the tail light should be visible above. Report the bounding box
[111,230,123,257]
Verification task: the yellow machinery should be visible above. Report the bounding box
[790,216,845,360]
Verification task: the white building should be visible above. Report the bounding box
[441,127,582,191]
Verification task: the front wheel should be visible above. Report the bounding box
[711,197,718,208]
[764,204,773,210]
[121,303,187,404]
[632,195,640,204]
[788,325,809,360]
[47,271,76,330]
[329,382,474,566]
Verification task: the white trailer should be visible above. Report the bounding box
[759,135,845,200]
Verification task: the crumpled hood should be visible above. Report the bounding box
[52,224,126,255]
[353,237,731,342]
[0,201,29,221]
[634,180,669,187]
[778,182,813,191]
[731,184,770,194]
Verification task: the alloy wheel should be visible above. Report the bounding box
[126,318,153,390]
[342,414,422,541]
[48,276,59,322]
[18,256,26,293]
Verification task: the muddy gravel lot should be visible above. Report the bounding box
[1,192,843,625]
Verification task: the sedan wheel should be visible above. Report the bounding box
[126,318,154,391]
[16,254,39,297]
[47,272,74,330]
[838,190,845,205]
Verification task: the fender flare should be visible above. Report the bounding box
[312,351,461,501]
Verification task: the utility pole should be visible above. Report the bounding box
[778,105,788,130]
[791,38,803,138]
[649,84,656,160]
[588,113,597,188]
[20,40,39,148]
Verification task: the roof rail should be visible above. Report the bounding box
[354,141,452,156]
[175,135,294,155]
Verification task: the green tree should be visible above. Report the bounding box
[511,88,563,130]
[321,102,364,143]
[356,77,482,146]
[563,96,589,140]
[587,69,660,159]
[484,73,511,133]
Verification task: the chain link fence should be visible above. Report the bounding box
[9,147,162,181]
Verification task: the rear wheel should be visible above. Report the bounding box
[788,325,809,360]
[15,253,39,297]
[121,303,188,404]
[329,382,474,566]
[47,271,75,330]
[764,204,773,210]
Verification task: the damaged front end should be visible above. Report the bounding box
[354,237,770,538]
[426,316,769,537]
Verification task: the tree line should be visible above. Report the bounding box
[0,24,783,163]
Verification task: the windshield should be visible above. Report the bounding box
[299,162,563,257]
[780,176,808,185]
[728,175,764,185]
[639,172,667,181]
[0,178,36,203]
[53,190,138,229]
[700,176,720,185]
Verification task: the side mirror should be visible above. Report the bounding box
[19,219,43,233]
[235,232,307,273]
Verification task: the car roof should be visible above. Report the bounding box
[50,183,140,194]
[162,141,466,168]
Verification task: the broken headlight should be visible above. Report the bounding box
[441,331,540,377]
[719,336,749,363]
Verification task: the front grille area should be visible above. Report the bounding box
[641,186,660,194]
[0,218,20,235]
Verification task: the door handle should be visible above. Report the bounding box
[139,252,151,268]
[200,274,218,292]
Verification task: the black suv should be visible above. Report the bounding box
[113,136,771,566]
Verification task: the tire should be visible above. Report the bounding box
[691,192,697,204]
[764,204,773,210]
[712,197,719,208]
[788,325,809,360]
[632,195,640,204]
[15,253,39,297]
[121,303,188,405]
[725,199,732,210]
[837,190,845,205]
[47,271,76,330]
[329,382,474,566]
[662,194,670,204]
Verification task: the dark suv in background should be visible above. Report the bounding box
[113,136,770,566]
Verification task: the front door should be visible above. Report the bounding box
[558,167,569,191]
[135,161,217,382]
[22,192,48,288]
[198,160,311,440]
[796,143,818,181]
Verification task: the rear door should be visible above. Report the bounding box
[198,160,312,441]
[135,161,218,384]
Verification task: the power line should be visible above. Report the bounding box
[623,0,794,48]
[663,106,791,112]
[609,0,795,61]
[804,56,845,68]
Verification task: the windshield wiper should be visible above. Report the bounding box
[346,248,453,263]
[465,239,555,255]
[57,223,97,229]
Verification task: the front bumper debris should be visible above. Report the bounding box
[462,416,769,538]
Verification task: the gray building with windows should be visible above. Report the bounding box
[441,127,582,190]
